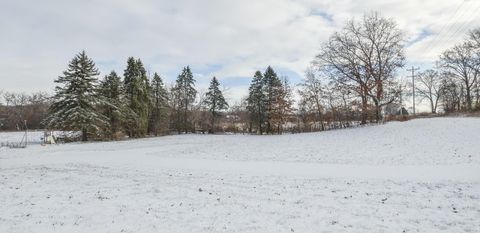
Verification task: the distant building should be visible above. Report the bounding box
[382,103,409,116]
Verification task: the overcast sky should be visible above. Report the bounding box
[1,0,480,104]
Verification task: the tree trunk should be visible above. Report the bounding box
[317,110,325,131]
[314,99,324,131]
[376,80,383,122]
[81,128,87,142]
[361,95,368,125]
[184,109,187,134]
[257,105,262,135]
[373,99,381,123]
[210,111,215,134]
[257,112,263,135]
[430,98,435,114]
[466,86,472,111]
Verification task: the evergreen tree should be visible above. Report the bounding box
[123,57,138,137]
[246,71,266,134]
[123,57,137,103]
[149,72,169,136]
[172,66,197,133]
[43,51,107,141]
[99,71,126,139]
[203,76,228,133]
[123,57,150,137]
[262,66,282,134]
[136,59,151,134]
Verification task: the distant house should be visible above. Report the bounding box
[382,103,408,116]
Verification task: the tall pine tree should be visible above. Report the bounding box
[43,51,107,141]
[123,57,150,137]
[136,59,151,135]
[149,72,169,136]
[204,76,228,133]
[172,66,197,133]
[99,71,126,139]
[247,71,266,134]
[262,66,282,134]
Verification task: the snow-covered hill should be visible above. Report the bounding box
[1,118,479,232]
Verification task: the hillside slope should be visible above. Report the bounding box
[1,118,479,233]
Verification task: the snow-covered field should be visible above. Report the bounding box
[0,131,78,145]
[0,131,44,145]
[1,118,479,232]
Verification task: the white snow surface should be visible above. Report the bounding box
[0,131,44,145]
[1,117,479,232]
[0,131,78,145]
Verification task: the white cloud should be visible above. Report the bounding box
[1,0,479,102]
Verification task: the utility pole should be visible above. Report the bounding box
[407,66,420,116]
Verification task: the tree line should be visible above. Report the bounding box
[295,12,480,132]
[40,51,230,141]
[0,91,50,130]
[413,29,480,113]
[1,12,479,139]
[246,67,294,134]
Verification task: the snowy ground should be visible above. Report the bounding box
[0,131,44,145]
[1,117,479,232]
[0,131,77,145]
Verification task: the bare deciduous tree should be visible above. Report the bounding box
[439,42,479,111]
[315,12,405,123]
[298,68,326,130]
[468,28,480,106]
[0,91,50,130]
[414,69,445,113]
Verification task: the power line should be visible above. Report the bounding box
[420,0,467,54]
[419,0,480,58]
[440,3,480,48]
